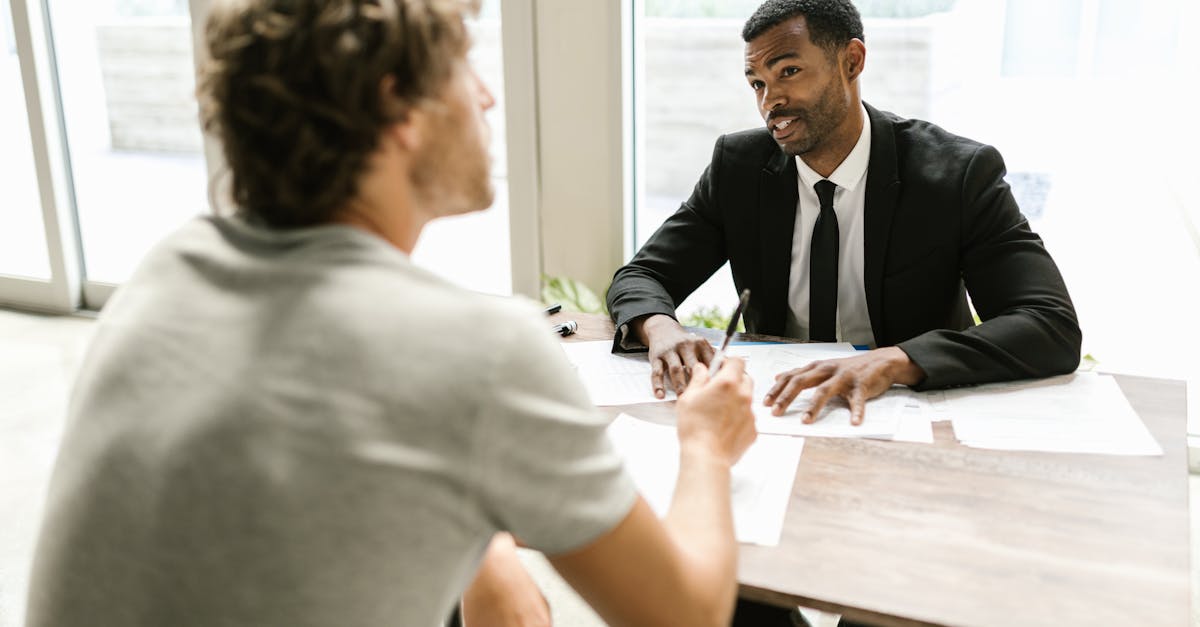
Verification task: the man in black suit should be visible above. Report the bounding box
[608,0,1081,428]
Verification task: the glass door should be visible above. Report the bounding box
[0,0,80,312]
[1,0,524,311]
[47,0,208,307]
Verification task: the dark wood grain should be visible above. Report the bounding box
[551,312,1190,627]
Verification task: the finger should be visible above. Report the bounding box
[802,378,846,424]
[769,370,826,416]
[650,359,667,399]
[765,366,829,408]
[679,342,703,383]
[684,362,710,395]
[696,338,716,364]
[774,361,818,381]
[662,351,687,395]
[713,356,746,383]
[764,373,791,404]
[848,385,868,426]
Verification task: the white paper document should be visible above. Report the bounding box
[563,340,917,441]
[944,373,1163,456]
[559,341,677,405]
[749,391,907,438]
[559,341,855,406]
[889,389,936,444]
[606,413,804,546]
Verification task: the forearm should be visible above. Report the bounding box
[899,309,1080,390]
[662,445,739,622]
[607,269,678,332]
[628,313,680,346]
[876,345,926,387]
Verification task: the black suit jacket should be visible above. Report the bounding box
[607,103,1081,390]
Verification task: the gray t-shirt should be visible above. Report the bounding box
[25,216,637,627]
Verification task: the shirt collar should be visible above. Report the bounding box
[795,103,871,193]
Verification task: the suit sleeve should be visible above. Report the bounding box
[606,136,730,351]
[897,144,1082,389]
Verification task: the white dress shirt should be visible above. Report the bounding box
[785,104,876,347]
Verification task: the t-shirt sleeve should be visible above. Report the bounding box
[472,304,639,556]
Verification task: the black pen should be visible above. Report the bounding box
[708,289,750,373]
[544,303,562,316]
[552,320,578,337]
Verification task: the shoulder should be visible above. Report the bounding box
[869,104,1004,186]
[712,127,785,171]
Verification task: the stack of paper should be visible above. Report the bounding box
[942,373,1163,456]
[562,342,1160,456]
[606,413,804,546]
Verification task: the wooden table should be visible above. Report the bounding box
[551,312,1190,627]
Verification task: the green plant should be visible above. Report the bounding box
[681,305,744,331]
[541,275,607,315]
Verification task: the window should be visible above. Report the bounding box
[47,0,208,286]
[410,0,512,295]
[632,0,1200,384]
[633,1,763,317]
[0,0,51,280]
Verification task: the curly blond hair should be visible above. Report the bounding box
[198,0,478,228]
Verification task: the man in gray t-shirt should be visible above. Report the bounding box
[26,2,760,627]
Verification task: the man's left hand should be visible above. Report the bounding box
[461,533,551,627]
[762,346,925,425]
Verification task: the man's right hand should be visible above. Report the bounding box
[631,314,715,399]
[675,359,756,466]
[547,357,754,627]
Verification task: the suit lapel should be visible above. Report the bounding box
[758,149,798,336]
[863,102,901,344]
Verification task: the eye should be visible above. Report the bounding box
[781,66,801,77]
[749,80,765,91]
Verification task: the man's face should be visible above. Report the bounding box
[411,59,496,217]
[744,16,851,157]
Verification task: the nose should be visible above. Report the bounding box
[761,84,785,117]
[473,68,496,111]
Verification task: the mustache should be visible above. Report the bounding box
[766,109,808,125]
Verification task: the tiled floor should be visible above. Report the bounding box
[0,308,1193,626]
[0,310,93,627]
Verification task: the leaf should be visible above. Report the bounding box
[681,305,745,331]
[541,275,607,315]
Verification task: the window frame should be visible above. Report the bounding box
[3,0,611,310]
[0,0,81,313]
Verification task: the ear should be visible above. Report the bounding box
[843,39,866,81]
[378,73,423,152]
[385,115,423,152]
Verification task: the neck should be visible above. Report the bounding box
[334,151,430,254]
[336,203,427,254]
[800,102,864,178]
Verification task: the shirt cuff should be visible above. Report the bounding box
[616,324,647,351]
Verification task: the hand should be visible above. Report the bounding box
[631,314,715,399]
[762,346,926,425]
[675,358,757,466]
[461,533,551,627]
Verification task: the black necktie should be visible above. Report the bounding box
[809,180,838,342]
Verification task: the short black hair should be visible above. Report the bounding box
[742,0,865,52]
